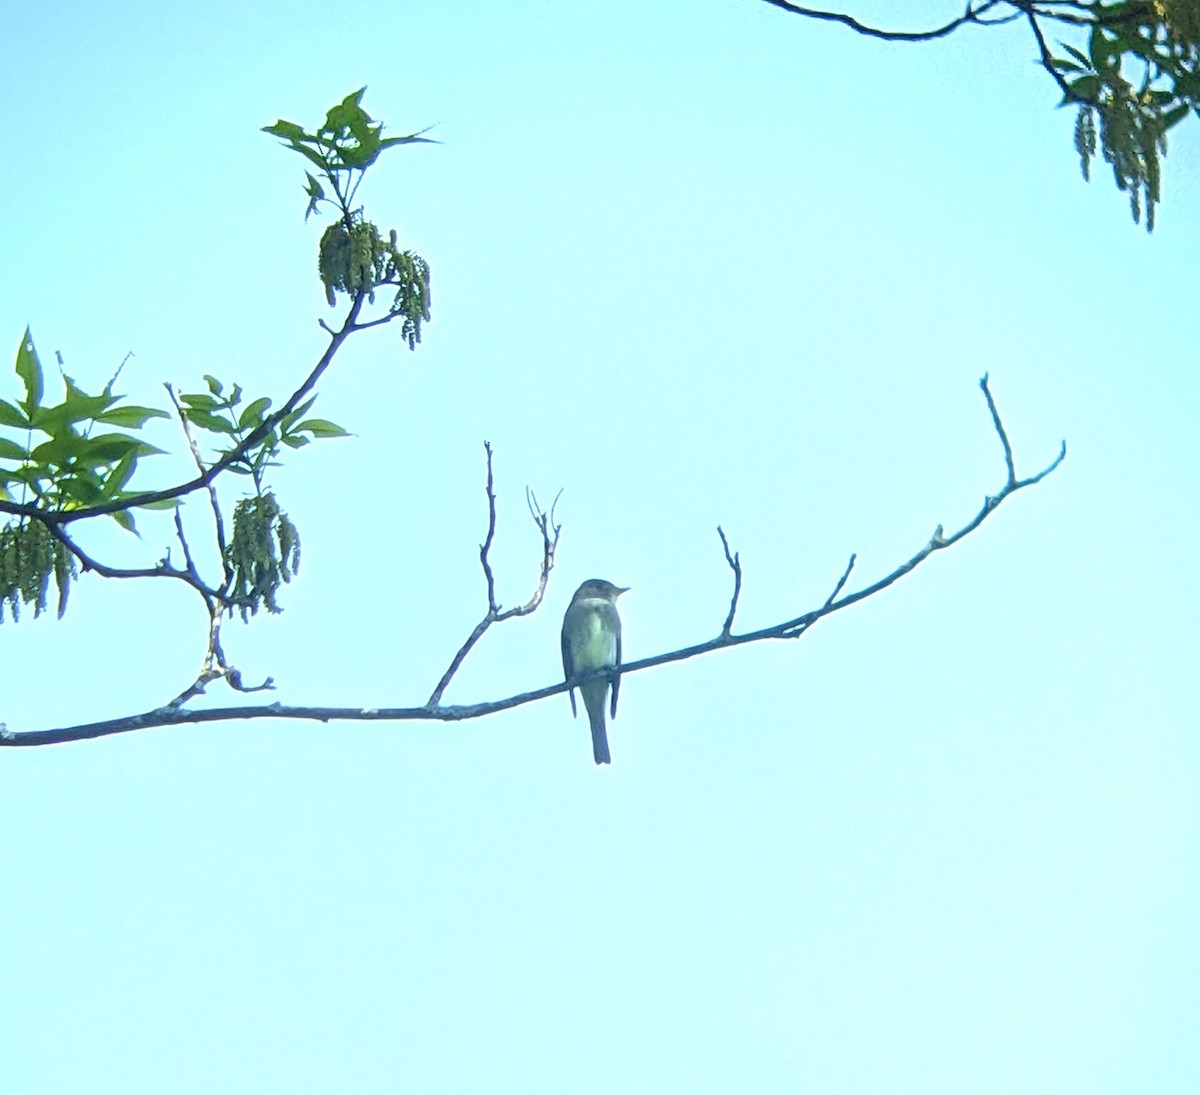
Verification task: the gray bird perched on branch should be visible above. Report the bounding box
[561,579,629,765]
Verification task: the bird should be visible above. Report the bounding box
[561,578,629,765]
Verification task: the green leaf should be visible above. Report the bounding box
[111,509,139,535]
[1071,74,1100,101]
[31,376,115,434]
[0,399,28,428]
[95,404,170,428]
[238,396,272,429]
[65,433,165,464]
[61,474,105,505]
[322,88,370,136]
[281,434,311,449]
[296,418,350,438]
[15,327,44,414]
[1162,102,1190,130]
[262,119,309,141]
[135,497,181,511]
[64,373,116,413]
[280,396,318,431]
[80,433,141,463]
[1052,57,1086,74]
[31,433,82,466]
[0,437,29,461]
[184,408,235,434]
[338,137,379,169]
[180,392,219,410]
[203,374,224,396]
[303,172,327,220]
[131,440,166,458]
[9,464,45,489]
[102,450,138,496]
[1088,24,1122,74]
[378,128,439,149]
[286,141,331,173]
[1060,43,1092,70]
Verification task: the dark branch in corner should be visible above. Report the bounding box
[755,0,1004,41]
[1,378,1064,748]
[755,0,1115,107]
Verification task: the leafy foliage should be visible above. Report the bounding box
[759,0,1199,230]
[1051,1,1199,230]
[264,88,433,342]
[0,329,169,533]
[176,373,349,486]
[0,90,424,631]
[1041,2,1198,230]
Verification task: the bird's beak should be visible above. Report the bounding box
[616,586,630,596]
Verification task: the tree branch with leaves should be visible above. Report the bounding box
[757,0,1200,230]
[0,90,431,705]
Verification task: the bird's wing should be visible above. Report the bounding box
[561,619,577,717]
[610,611,622,719]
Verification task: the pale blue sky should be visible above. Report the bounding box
[2,2,1198,1092]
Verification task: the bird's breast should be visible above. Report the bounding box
[567,602,617,668]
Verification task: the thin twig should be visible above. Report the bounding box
[756,0,1002,41]
[782,554,856,638]
[426,446,563,706]
[44,521,223,599]
[1021,5,1080,101]
[717,526,742,637]
[480,441,499,612]
[166,382,229,568]
[979,373,1017,486]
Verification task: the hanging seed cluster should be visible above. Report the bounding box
[224,492,300,622]
[0,519,76,623]
[318,219,431,348]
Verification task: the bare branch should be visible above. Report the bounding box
[755,0,1003,41]
[172,507,202,587]
[716,526,742,637]
[480,440,499,612]
[163,634,275,710]
[2,380,1062,749]
[824,554,857,608]
[782,553,857,638]
[347,310,407,333]
[507,485,562,623]
[426,445,563,706]
[979,372,1017,485]
[166,383,229,569]
[44,521,222,600]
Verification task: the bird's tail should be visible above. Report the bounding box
[588,705,611,765]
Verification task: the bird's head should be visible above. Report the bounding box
[571,579,630,604]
